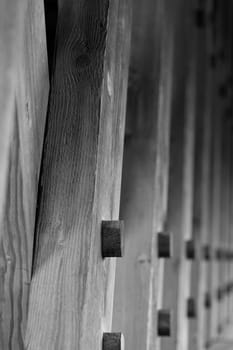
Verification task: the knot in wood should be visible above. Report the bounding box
[76,53,91,69]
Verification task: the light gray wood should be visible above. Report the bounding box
[159,2,196,350]
[112,0,174,348]
[0,1,49,348]
[209,86,223,341]
[26,0,132,349]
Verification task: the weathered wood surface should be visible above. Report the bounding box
[0,1,24,228]
[228,135,233,324]
[225,126,232,327]
[209,84,223,341]
[188,8,209,350]
[219,116,231,332]
[26,0,132,349]
[112,0,174,348]
[0,1,49,348]
[197,61,213,350]
[159,2,196,350]
[205,0,221,344]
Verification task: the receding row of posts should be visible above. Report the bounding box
[112,0,233,350]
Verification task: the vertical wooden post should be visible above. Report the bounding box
[26,0,132,349]
[159,1,196,350]
[188,2,214,349]
[112,0,174,348]
[209,76,223,342]
[228,129,233,324]
[0,1,49,348]
[204,0,220,346]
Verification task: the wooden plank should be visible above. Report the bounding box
[219,115,231,333]
[209,84,223,341]
[228,134,233,324]
[112,0,174,348]
[201,65,215,350]
[205,0,220,344]
[188,5,211,348]
[205,0,230,341]
[217,95,229,335]
[225,126,232,327]
[0,1,49,348]
[0,1,25,233]
[25,0,132,349]
[159,1,196,350]
[203,1,218,344]
[206,75,222,347]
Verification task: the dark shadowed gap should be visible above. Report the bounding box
[44,0,58,78]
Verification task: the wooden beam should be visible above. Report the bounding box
[26,0,132,349]
[0,1,24,229]
[112,0,174,348]
[0,0,49,348]
[159,1,196,350]
[209,78,223,342]
[188,7,211,349]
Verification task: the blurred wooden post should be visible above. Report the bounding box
[204,0,220,346]
[0,1,49,348]
[225,124,232,327]
[188,2,215,348]
[224,4,233,328]
[229,129,233,323]
[25,0,132,349]
[159,1,196,350]
[209,77,223,342]
[112,0,175,348]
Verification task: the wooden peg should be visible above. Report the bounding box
[219,49,226,62]
[216,248,222,260]
[224,284,229,295]
[157,310,171,336]
[102,333,124,350]
[224,250,229,260]
[209,54,216,69]
[218,324,222,334]
[101,221,124,258]
[186,239,195,260]
[187,298,196,318]
[203,245,211,261]
[158,232,172,258]
[217,287,223,301]
[204,292,211,309]
[195,8,206,28]
[205,340,212,349]
[218,84,227,98]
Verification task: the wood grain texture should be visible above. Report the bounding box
[188,4,214,348]
[101,221,124,258]
[0,1,25,235]
[0,1,49,349]
[159,1,196,350]
[103,333,123,350]
[218,117,230,332]
[209,72,224,342]
[112,0,174,349]
[26,0,132,349]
